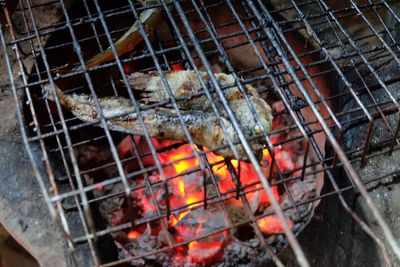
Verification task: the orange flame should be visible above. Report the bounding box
[178,179,185,196]
[257,215,294,235]
[187,240,225,264]
[127,230,142,239]
[117,134,299,265]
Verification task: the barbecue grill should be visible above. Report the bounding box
[1,0,400,266]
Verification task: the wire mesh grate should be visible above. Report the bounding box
[1,0,400,266]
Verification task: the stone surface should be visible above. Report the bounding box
[0,1,77,266]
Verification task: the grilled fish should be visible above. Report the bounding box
[127,70,258,110]
[43,71,272,161]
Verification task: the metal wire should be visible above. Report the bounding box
[1,0,400,266]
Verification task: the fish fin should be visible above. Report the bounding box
[127,71,168,103]
[127,72,153,91]
[41,82,73,109]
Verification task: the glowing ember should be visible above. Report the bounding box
[257,215,294,234]
[127,230,142,239]
[174,206,229,264]
[117,110,299,265]
[187,240,225,264]
[96,183,103,191]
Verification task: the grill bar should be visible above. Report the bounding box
[170,1,309,265]
[258,0,400,259]
[288,0,400,259]
[22,0,102,264]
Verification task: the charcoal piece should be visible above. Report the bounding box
[218,240,269,267]
[174,205,229,241]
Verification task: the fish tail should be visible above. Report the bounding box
[42,83,59,102]
[41,82,74,108]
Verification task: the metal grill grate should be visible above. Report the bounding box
[1,0,400,266]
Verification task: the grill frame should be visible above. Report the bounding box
[1,0,400,266]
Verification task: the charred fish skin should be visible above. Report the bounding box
[230,96,273,136]
[127,70,272,153]
[127,71,258,110]
[110,109,255,161]
[43,70,273,161]
[111,109,246,160]
[43,85,250,159]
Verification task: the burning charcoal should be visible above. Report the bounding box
[131,177,170,220]
[174,205,228,241]
[119,225,163,265]
[225,200,247,225]
[277,179,316,222]
[115,240,146,266]
[220,240,269,267]
[172,205,230,264]
[98,183,129,225]
[180,172,205,195]
[186,240,226,265]
[257,215,294,235]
